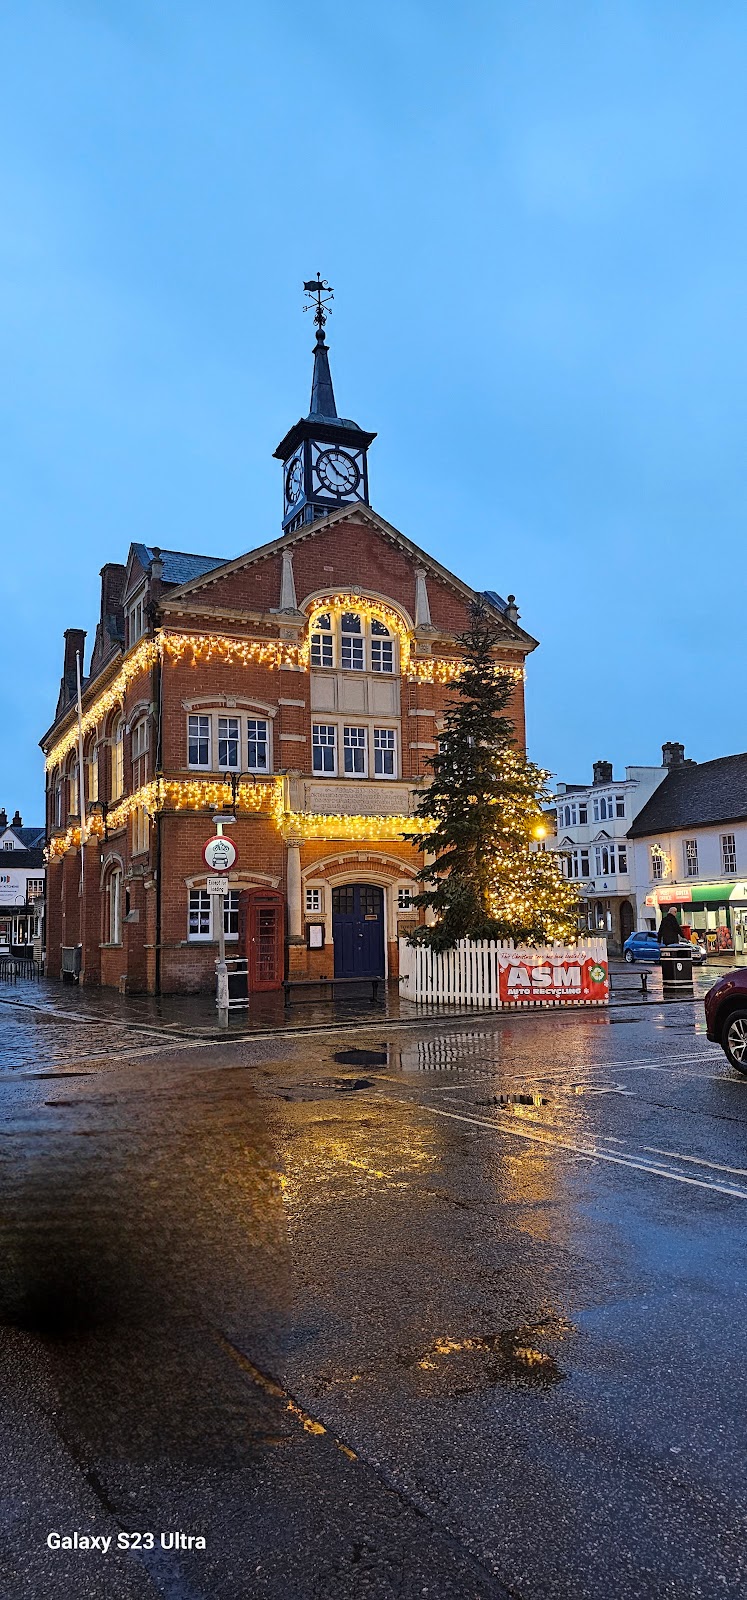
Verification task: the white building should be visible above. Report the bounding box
[627,747,747,956]
[0,809,45,955]
[550,756,669,951]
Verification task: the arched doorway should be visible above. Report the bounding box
[332,884,385,978]
[620,900,634,944]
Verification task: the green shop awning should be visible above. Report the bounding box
[652,882,747,906]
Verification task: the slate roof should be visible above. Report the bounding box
[482,589,508,613]
[131,546,227,586]
[0,846,45,867]
[627,754,747,837]
[1,827,45,849]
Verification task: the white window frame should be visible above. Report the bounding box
[131,717,149,791]
[111,718,125,799]
[397,886,415,910]
[218,715,240,771]
[343,725,368,776]
[309,609,398,675]
[188,714,211,770]
[312,724,337,775]
[127,591,146,648]
[132,805,149,856]
[106,867,123,945]
[305,886,323,914]
[26,878,44,901]
[721,833,737,874]
[684,838,699,878]
[246,717,269,774]
[373,726,397,778]
[187,888,239,941]
[651,848,664,881]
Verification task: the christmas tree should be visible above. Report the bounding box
[408,603,579,951]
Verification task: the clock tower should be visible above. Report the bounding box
[273,276,377,534]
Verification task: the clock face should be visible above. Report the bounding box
[285,456,304,505]
[316,448,360,496]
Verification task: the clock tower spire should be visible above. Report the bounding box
[273,276,376,534]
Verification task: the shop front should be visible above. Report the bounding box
[645,883,747,955]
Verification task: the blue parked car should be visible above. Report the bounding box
[623,930,706,964]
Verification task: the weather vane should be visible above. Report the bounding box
[303,272,334,336]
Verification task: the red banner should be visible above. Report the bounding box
[498,955,609,1005]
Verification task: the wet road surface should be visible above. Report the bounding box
[0,977,745,1598]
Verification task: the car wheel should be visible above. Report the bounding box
[721,1008,747,1073]
[624,949,634,963]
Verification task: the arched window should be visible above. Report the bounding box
[105,865,123,945]
[66,756,79,818]
[110,716,124,799]
[50,770,62,829]
[86,737,99,803]
[309,608,399,674]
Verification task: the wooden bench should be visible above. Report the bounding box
[283,975,384,1005]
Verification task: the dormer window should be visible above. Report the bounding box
[127,591,146,648]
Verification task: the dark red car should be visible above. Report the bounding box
[704,969,747,1071]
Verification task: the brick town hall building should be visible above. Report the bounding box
[41,297,537,993]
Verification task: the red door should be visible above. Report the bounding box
[239,889,284,991]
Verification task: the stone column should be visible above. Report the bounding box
[286,833,303,942]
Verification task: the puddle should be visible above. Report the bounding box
[402,1315,573,1396]
[333,1049,388,1068]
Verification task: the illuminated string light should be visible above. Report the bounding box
[282,811,436,843]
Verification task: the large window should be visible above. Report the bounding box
[310,612,333,668]
[684,838,699,877]
[651,847,664,881]
[340,612,364,671]
[218,716,239,770]
[593,844,627,876]
[111,718,125,799]
[26,878,44,901]
[188,889,240,941]
[374,727,396,777]
[127,592,145,647]
[312,724,337,774]
[87,743,99,803]
[187,711,271,773]
[246,718,268,772]
[343,725,367,775]
[105,867,123,945]
[67,761,79,817]
[131,718,149,789]
[565,848,590,880]
[309,609,397,675]
[722,833,737,874]
[188,715,211,768]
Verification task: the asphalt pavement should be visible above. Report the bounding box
[0,967,746,1599]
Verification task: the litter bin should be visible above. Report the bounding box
[660,945,693,986]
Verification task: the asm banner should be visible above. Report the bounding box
[498,954,609,1006]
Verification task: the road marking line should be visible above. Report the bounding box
[412,1102,747,1201]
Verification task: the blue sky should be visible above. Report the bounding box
[2,1,746,820]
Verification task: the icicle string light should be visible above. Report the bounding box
[45,620,525,773]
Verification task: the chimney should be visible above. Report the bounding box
[593,760,613,785]
[11,810,22,828]
[56,628,87,716]
[662,741,685,768]
[0,808,7,828]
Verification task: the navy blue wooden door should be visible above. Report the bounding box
[332,885,385,978]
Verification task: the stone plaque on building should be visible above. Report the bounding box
[307,784,410,816]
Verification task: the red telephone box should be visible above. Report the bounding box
[239,888,285,992]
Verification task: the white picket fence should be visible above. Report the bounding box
[398,936,609,1009]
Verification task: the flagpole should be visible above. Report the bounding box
[76,650,87,895]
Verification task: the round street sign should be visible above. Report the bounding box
[203,835,238,873]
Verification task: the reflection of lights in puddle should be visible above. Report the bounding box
[406,1316,573,1393]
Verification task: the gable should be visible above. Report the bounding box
[160,506,536,648]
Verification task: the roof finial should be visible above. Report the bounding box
[303,273,334,342]
[304,273,338,418]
